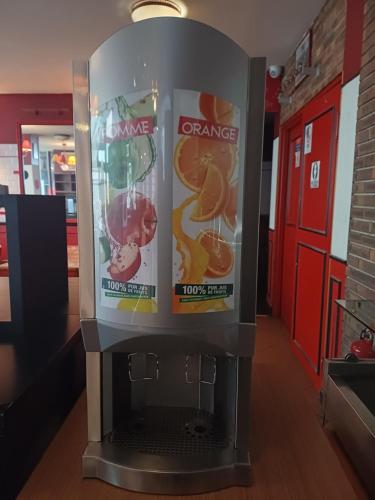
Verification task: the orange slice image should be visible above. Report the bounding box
[197,229,234,278]
[199,93,234,125]
[174,136,235,192]
[190,164,226,222]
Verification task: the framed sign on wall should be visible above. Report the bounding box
[295,30,312,87]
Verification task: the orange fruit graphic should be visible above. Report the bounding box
[190,165,226,222]
[223,182,238,232]
[199,93,234,125]
[174,136,235,192]
[197,229,234,278]
[173,194,209,283]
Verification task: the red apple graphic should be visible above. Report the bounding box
[106,192,157,247]
[108,242,141,282]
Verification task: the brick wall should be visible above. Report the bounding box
[344,0,375,352]
[280,0,346,123]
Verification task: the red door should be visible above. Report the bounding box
[280,125,302,332]
[292,81,341,385]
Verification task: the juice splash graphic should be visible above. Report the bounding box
[172,195,229,313]
[173,195,208,284]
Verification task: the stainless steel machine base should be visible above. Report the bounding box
[83,440,251,494]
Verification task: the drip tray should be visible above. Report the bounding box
[110,406,228,456]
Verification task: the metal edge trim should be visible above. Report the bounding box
[82,446,251,494]
[72,60,96,319]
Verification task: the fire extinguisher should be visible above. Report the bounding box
[350,329,375,359]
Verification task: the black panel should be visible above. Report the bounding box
[257,214,271,314]
[0,195,68,337]
[240,58,266,323]
[0,313,84,500]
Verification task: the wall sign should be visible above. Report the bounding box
[91,90,159,313]
[295,30,312,87]
[295,138,301,167]
[310,160,320,189]
[304,123,313,154]
[172,89,241,314]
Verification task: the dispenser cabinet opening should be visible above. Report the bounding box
[74,17,265,495]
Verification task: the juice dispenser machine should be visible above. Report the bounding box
[74,17,265,494]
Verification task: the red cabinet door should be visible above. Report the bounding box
[292,81,341,383]
[294,243,326,370]
[276,79,341,387]
[299,109,336,234]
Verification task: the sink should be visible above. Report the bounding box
[344,375,375,416]
[323,360,375,498]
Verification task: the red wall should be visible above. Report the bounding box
[0,94,75,266]
[0,94,73,144]
[343,0,364,84]
[265,74,281,114]
[0,225,7,260]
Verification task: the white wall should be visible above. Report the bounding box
[331,76,360,261]
[260,161,272,215]
[0,144,20,194]
[269,137,279,230]
[0,144,19,223]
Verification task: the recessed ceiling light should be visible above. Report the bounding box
[130,0,187,23]
[54,134,71,141]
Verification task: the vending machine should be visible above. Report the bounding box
[73,17,265,494]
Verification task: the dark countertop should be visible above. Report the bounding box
[0,278,80,407]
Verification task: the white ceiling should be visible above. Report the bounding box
[0,0,325,94]
[22,125,74,150]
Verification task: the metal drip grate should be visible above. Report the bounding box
[110,407,228,456]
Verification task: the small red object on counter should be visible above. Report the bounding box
[350,329,375,359]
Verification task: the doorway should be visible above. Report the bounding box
[20,125,76,217]
[19,124,79,276]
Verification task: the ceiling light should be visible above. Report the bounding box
[54,134,70,141]
[22,138,32,152]
[67,154,76,166]
[130,0,186,23]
